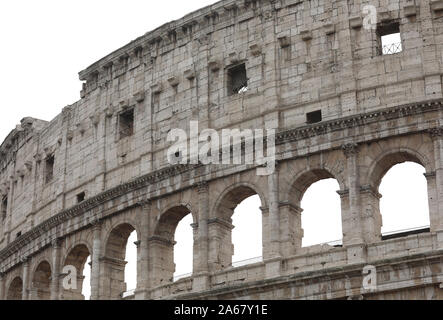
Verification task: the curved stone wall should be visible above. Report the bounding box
[1,0,443,300]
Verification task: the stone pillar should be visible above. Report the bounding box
[429,127,443,234]
[135,201,150,300]
[192,182,210,291]
[425,172,439,230]
[22,257,30,300]
[278,202,303,257]
[0,272,5,300]
[208,218,234,271]
[266,165,281,259]
[50,238,61,300]
[148,236,176,287]
[90,220,102,300]
[263,165,283,279]
[342,143,367,264]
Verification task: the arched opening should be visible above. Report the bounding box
[103,223,137,299]
[7,277,23,300]
[173,213,193,281]
[289,169,343,249]
[231,195,262,266]
[301,179,342,247]
[379,162,430,237]
[368,151,431,240]
[32,261,51,300]
[152,205,193,285]
[122,230,137,297]
[63,244,91,300]
[212,186,263,270]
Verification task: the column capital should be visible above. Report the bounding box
[424,171,436,180]
[21,256,30,265]
[278,201,303,214]
[337,189,350,198]
[137,200,152,209]
[342,143,360,158]
[90,218,102,230]
[360,185,382,199]
[51,237,63,249]
[133,240,141,248]
[196,181,209,194]
[428,127,443,140]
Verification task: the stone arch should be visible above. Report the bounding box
[366,148,432,190]
[209,182,265,271]
[7,276,23,300]
[365,148,433,237]
[31,260,51,300]
[282,167,344,252]
[62,243,91,300]
[101,222,138,299]
[150,204,193,286]
[287,168,345,207]
[154,204,194,239]
[212,182,267,220]
[104,222,139,260]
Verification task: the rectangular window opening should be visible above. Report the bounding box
[76,192,86,203]
[119,109,134,140]
[377,22,402,55]
[306,110,322,124]
[45,155,55,184]
[227,63,248,96]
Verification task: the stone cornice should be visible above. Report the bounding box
[0,99,442,266]
[276,99,443,144]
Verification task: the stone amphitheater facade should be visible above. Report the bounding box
[1,0,443,300]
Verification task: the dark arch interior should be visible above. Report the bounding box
[33,261,51,300]
[7,277,23,300]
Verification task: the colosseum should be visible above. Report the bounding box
[1,0,443,300]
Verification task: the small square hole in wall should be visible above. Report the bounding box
[77,192,86,203]
[45,155,55,184]
[306,110,322,124]
[16,232,22,239]
[227,63,248,96]
[377,22,402,55]
[119,109,134,140]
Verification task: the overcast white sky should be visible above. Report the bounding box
[0,0,220,143]
[0,1,430,299]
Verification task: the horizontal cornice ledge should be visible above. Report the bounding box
[0,99,441,265]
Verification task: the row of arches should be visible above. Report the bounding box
[2,145,437,300]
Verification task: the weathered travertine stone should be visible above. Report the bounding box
[1,0,443,300]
